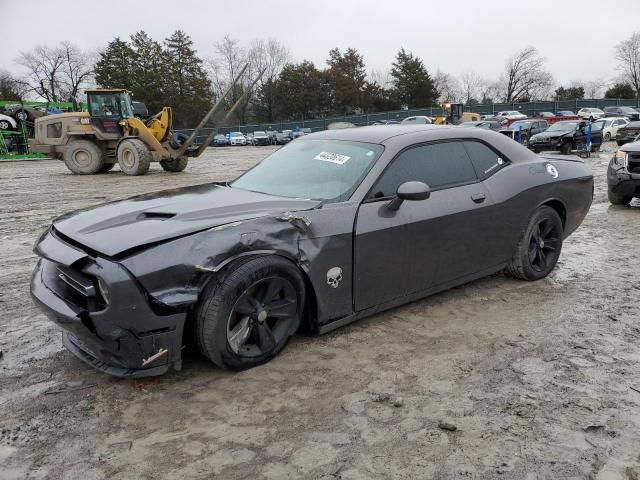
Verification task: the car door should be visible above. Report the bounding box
[353,141,497,312]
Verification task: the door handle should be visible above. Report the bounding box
[471,193,486,203]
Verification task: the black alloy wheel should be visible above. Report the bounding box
[527,217,561,274]
[196,256,304,370]
[507,206,563,281]
[227,276,298,357]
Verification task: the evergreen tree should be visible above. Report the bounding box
[94,38,136,90]
[605,83,636,98]
[326,48,367,114]
[129,31,166,114]
[163,30,212,128]
[272,61,331,119]
[390,48,438,108]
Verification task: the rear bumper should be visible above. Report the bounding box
[30,231,186,377]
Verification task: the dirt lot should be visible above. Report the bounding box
[1,143,639,480]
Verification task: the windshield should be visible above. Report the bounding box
[509,121,532,129]
[231,139,384,202]
[230,132,243,138]
[621,107,637,112]
[548,122,577,132]
[254,131,266,136]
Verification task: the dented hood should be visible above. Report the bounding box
[53,183,319,257]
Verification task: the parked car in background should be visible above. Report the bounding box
[371,119,400,125]
[0,113,18,131]
[499,120,549,144]
[274,132,291,145]
[607,141,640,205]
[603,106,640,121]
[281,129,294,139]
[537,112,555,118]
[400,116,432,125]
[528,120,602,154]
[326,122,356,130]
[229,131,247,146]
[556,110,575,116]
[615,121,640,146]
[131,101,149,120]
[266,130,278,144]
[592,117,629,142]
[3,104,47,123]
[496,111,527,121]
[213,134,230,147]
[252,131,270,146]
[458,121,502,131]
[245,133,255,145]
[577,107,605,121]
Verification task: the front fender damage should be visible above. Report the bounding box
[119,212,321,310]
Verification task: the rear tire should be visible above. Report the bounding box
[195,256,305,371]
[0,119,11,130]
[608,190,632,205]
[160,157,188,172]
[117,138,151,176]
[507,206,563,281]
[604,132,611,142]
[62,139,105,174]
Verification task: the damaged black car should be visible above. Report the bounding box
[31,126,593,377]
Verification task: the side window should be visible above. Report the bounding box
[370,142,477,198]
[463,141,506,180]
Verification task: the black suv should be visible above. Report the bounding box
[603,106,640,121]
[607,141,640,205]
[499,119,549,144]
[528,120,602,154]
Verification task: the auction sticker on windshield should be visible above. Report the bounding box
[314,151,351,165]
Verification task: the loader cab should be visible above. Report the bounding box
[86,89,135,135]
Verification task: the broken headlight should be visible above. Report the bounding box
[613,150,628,169]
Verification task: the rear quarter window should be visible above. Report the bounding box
[463,141,506,180]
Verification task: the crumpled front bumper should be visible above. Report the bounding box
[30,230,187,378]
[607,168,640,197]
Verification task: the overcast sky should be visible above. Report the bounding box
[1,0,638,87]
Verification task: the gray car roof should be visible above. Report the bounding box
[303,125,537,163]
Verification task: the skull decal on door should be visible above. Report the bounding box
[326,267,343,288]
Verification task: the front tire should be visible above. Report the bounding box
[62,139,105,174]
[195,256,305,370]
[608,190,632,205]
[160,157,188,172]
[507,206,563,281]
[0,119,12,130]
[560,142,572,155]
[604,132,611,142]
[117,138,151,176]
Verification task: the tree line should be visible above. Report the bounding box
[2,30,640,128]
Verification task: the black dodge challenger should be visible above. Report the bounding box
[31,125,593,377]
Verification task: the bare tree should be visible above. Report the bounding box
[0,69,28,100]
[15,42,92,102]
[585,78,607,99]
[433,70,462,103]
[615,32,640,96]
[15,45,66,101]
[460,70,482,105]
[208,35,249,122]
[59,41,94,101]
[500,47,553,102]
[246,38,290,121]
[368,69,393,89]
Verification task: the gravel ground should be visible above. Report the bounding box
[1,143,639,480]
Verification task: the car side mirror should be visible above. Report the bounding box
[387,181,431,211]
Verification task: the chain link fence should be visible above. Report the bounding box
[176,97,640,146]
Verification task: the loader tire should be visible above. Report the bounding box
[63,139,105,175]
[117,138,151,176]
[160,157,189,172]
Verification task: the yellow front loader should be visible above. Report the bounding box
[30,64,264,176]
